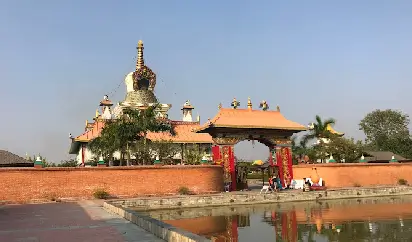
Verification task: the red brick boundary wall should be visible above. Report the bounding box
[293,163,412,188]
[0,165,224,203]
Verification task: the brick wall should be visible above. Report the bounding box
[0,165,224,203]
[293,163,412,187]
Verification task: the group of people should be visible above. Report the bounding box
[268,175,282,191]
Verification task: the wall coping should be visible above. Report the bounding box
[0,165,222,172]
[293,162,412,168]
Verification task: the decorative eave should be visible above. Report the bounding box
[195,108,307,133]
[326,124,344,136]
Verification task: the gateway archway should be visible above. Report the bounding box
[196,99,306,191]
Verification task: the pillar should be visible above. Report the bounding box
[81,144,86,167]
[212,137,240,192]
[271,138,293,187]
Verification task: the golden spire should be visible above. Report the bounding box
[247,97,252,110]
[136,40,144,70]
[95,109,100,118]
[85,120,88,126]
[218,103,222,109]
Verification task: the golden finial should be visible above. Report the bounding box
[276,105,280,112]
[197,114,200,122]
[85,120,88,126]
[136,40,144,70]
[247,97,252,110]
[231,98,240,109]
[259,100,269,111]
[95,109,100,118]
[218,103,222,109]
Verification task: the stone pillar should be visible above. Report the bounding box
[212,137,240,192]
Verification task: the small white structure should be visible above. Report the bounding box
[182,100,194,122]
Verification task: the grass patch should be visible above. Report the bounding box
[398,178,408,186]
[93,188,110,199]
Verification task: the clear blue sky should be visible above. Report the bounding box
[1,1,412,162]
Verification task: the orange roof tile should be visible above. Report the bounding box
[196,108,307,132]
[75,121,105,142]
[74,120,212,144]
[147,121,213,143]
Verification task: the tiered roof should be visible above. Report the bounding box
[196,108,306,132]
[147,121,212,143]
[72,120,212,144]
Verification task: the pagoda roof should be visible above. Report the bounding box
[196,108,306,132]
[326,124,344,136]
[74,121,105,142]
[71,120,212,144]
[146,121,212,143]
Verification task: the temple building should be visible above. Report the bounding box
[69,40,213,165]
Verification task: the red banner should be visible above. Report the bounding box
[212,145,221,165]
[276,148,285,187]
[228,146,236,191]
[285,147,294,180]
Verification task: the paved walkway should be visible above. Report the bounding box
[0,200,164,242]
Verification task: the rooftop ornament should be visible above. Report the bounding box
[259,100,269,111]
[328,155,336,163]
[218,103,222,109]
[390,155,398,163]
[231,98,240,109]
[247,97,252,110]
[276,105,281,112]
[94,109,100,119]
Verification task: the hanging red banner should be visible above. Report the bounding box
[276,148,285,187]
[284,147,294,181]
[212,145,221,165]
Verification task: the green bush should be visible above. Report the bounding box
[353,183,361,187]
[93,188,110,199]
[178,186,191,195]
[398,179,408,186]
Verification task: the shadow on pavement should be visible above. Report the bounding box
[0,201,163,242]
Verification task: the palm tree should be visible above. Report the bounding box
[302,115,337,146]
[291,136,308,164]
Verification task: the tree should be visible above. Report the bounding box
[302,115,337,145]
[149,139,180,164]
[292,136,309,164]
[88,105,175,166]
[359,109,412,158]
[58,159,78,167]
[183,144,204,165]
[319,136,365,163]
[88,120,121,166]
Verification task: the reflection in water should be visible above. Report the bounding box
[146,197,412,241]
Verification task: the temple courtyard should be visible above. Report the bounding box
[0,200,163,242]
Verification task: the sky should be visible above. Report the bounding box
[1,1,412,162]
